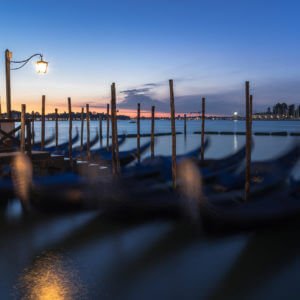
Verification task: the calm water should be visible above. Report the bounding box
[1,120,299,299]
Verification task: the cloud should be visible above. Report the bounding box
[117,78,300,115]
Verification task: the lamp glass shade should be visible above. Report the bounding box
[36,60,48,74]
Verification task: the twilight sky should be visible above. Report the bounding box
[0,0,300,116]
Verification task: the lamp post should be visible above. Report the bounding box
[5,49,48,119]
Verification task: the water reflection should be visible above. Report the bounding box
[15,251,86,299]
[233,134,238,152]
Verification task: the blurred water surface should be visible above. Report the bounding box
[1,120,299,299]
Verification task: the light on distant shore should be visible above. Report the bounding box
[234,111,238,116]
[36,58,48,74]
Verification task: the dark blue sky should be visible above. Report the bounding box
[0,0,299,115]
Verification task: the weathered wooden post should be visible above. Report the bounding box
[245,82,251,202]
[169,79,176,188]
[110,87,116,177]
[41,95,45,151]
[201,97,206,161]
[86,104,90,160]
[20,104,26,152]
[106,104,110,152]
[68,97,73,165]
[5,50,12,119]
[111,83,121,176]
[250,94,253,140]
[184,113,187,136]
[151,105,155,157]
[31,111,35,145]
[137,103,141,162]
[55,108,58,149]
[26,118,32,157]
[80,107,84,151]
[99,114,103,140]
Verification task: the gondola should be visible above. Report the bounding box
[91,141,151,167]
[211,143,300,193]
[64,130,99,158]
[44,128,79,153]
[123,139,210,180]
[31,131,56,150]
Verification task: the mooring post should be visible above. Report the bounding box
[106,104,110,152]
[55,108,58,149]
[184,113,187,136]
[250,94,253,143]
[31,111,35,145]
[86,104,90,160]
[110,88,116,177]
[201,97,206,161]
[68,97,73,165]
[99,113,103,140]
[245,82,251,202]
[20,104,26,153]
[26,118,32,157]
[151,105,155,158]
[5,50,12,119]
[80,107,84,151]
[169,79,176,188]
[137,103,141,162]
[41,95,45,151]
[111,83,121,176]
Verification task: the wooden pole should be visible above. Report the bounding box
[26,118,32,157]
[5,50,12,119]
[110,91,116,177]
[55,108,58,149]
[111,83,121,176]
[137,103,141,162]
[99,114,103,148]
[99,113,103,140]
[250,94,253,140]
[106,104,110,152]
[68,97,73,165]
[184,113,187,136]
[80,107,84,151]
[151,106,155,157]
[169,79,176,188]
[201,98,205,161]
[31,111,35,145]
[245,81,250,202]
[41,95,46,151]
[86,104,90,160]
[20,104,26,152]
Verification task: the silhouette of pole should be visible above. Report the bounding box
[137,103,141,162]
[86,104,90,160]
[41,95,45,151]
[20,104,26,152]
[99,114,103,140]
[245,81,251,202]
[111,83,120,176]
[68,97,73,165]
[31,111,35,145]
[151,106,155,157]
[201,97,205,161]
[169,79,176,188]
[54,109,58,149]
[5,50,12,119]
[111,89,116,177]
[184,113,187,136]
[80,107,84,151]
[106,104,110,152]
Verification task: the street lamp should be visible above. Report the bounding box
[5,49,48,118]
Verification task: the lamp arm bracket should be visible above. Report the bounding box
[10,53,43,70]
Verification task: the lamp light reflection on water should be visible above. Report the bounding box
[15,252,86,299]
